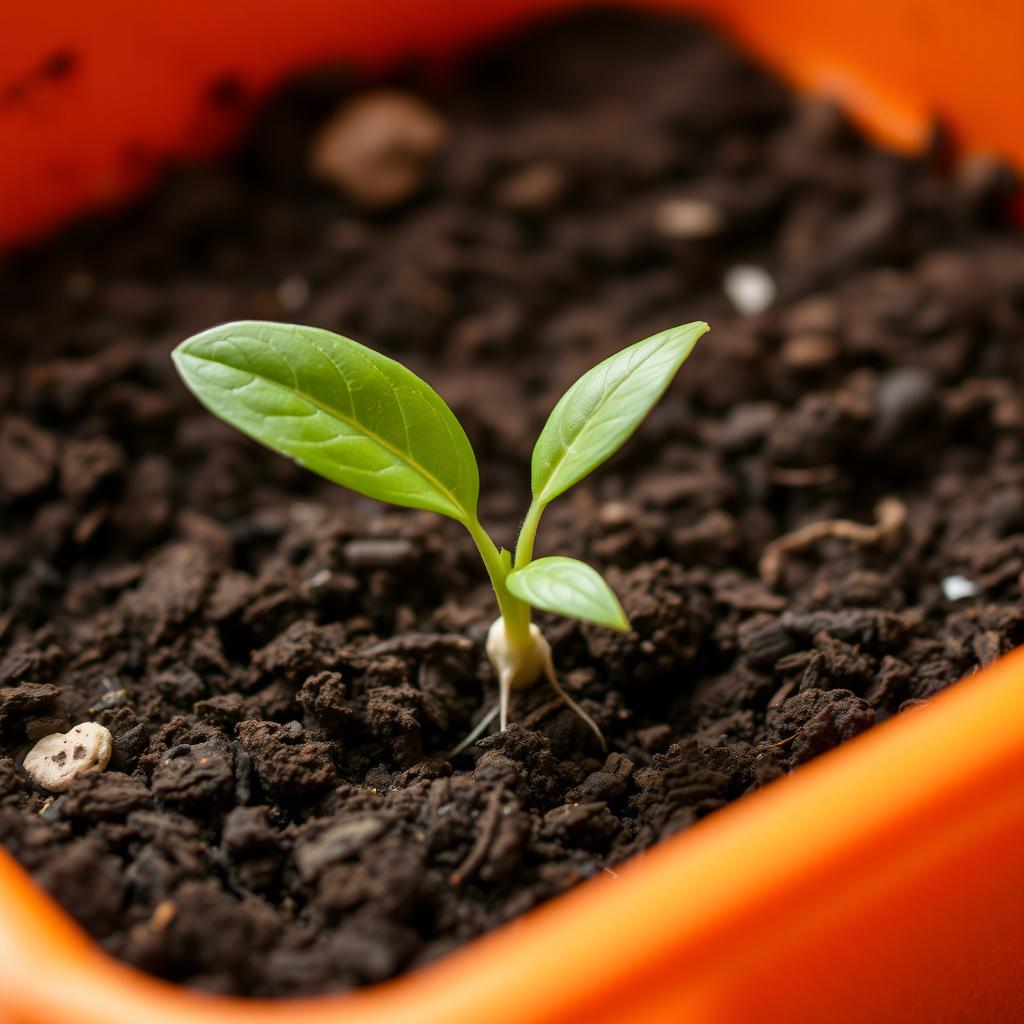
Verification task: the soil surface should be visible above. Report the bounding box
[2,8,1024,999]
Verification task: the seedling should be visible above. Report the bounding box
[173,319,708,748]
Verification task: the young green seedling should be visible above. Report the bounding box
[172,319,708,749]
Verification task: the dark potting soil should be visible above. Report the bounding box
[2,7,1024,999]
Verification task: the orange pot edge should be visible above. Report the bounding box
[3,645,1023,1023]
[2,0,1024,252]
[2,2,1024,1022]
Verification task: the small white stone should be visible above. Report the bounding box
[724,264,775,315]
[23,723,113,793]
[942,575,980,601]
[652,197,723,239]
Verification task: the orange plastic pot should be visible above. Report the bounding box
[2,3,1024,1022]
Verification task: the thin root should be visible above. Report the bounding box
[449,701,500,758]
[450,787,503,887]
[540,646,607,752]
[759,497,906,587]
[499,673,511,733]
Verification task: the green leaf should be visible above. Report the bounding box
[172,321,479,523]
[531,321,709,505]
[506,556,630,631]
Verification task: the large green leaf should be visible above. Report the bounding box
[531,321,708,505]
[173,321,479,523]
[506,556,630,631]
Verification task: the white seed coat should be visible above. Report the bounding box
[23,722,113,793]
[486,618,548,691]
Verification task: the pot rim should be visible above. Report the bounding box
[2,0,1024,250]
[2,644,1023,1023]
[4,2,1024,1018]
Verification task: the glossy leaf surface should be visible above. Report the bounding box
[173,321,479,522]
[507,556,630,631]
[531,321,709,505]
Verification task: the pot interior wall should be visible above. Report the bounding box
[1,5,1024,1024]
[1,0,1023,249]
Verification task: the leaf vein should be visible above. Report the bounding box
[184,346,467,521]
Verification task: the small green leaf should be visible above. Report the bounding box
[506,556,630,631]
[531,321,708,505]
[173,321,479,523]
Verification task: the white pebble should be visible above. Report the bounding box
[941,575,980,601]
[23,723,112,793]
[724,264,775,315]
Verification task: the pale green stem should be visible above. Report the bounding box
[464,517,533,654]
[513,499,546,569]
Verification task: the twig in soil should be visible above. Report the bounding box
[520,696,569,731]
[759,497,907,587]
[450,787,504,887]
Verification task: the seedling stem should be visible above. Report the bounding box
[172,319,708,749]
